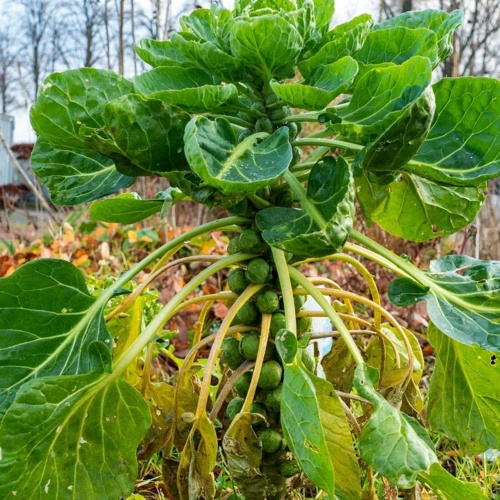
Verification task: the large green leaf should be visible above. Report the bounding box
[257,156,355,257]
[281,362,361,499]
[30,68,133,150]
[80,94,189,176]
[170,33,247,82]
[419,462,487,499]
[298,15,371,77]
[338,57,432,142]
[270,56,358,111]
[0,259,115,417]
[427,323,500,454]
[354,85,435,175]
[134,39,190,68]
[0,344,150,500]
[405,77,500,186]
[89,193,164,224]
[356,172,486,242]
[134,66,240,113]
[373,9,463,62]
[354,364,437,487]
[222,413,269,499]
[389,256,500,352]
[304,0,334,29]
[184,116,292,194]
[230,15,303,78]
[31,139,133,206]
[355,27,439,69]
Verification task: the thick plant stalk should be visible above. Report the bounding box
[242,314,271,412]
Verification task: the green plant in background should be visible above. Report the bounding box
[0,1,499,498]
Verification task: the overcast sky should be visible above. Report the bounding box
[11,0,376,143]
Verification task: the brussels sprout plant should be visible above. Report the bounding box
[0,1,499,499]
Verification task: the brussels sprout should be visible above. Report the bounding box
[270,312,287,338]
[265,384,282,412]
[301,348,315,373]
[228,268,249,295]
[226,397,244,420]
[258,428,283,454]
[238,111,254,122]
[221,337,246,370]
[291,146,302,165]
[297,316,312,336]
[285,122,299,139]
[233,372,252,397]
[249,402,267,420]
[254,390,268,403]
[274,189,294,207]
[246,258,271,284]
[258,360,283,390]
[239,334,275,360]
[238,229,263,253]
[257,290,280,314]
[236,301,259,325]
[227,238,241,255]
[265,93,280,106]
[255,117,273,133]
[293,294,306,311]
[253,101,266,114]
[279,460,301,478]
[270,107,289,122]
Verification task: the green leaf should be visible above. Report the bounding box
[31,138,133,206]
[184,116,292,194]
[338,57,433,142]
[222,413,269,499]
[354,364,437,488]
[298,15,371,77]
[305,0,335,29]
[0,259,116,416]
[373,9,463,62]
[30,68,133,150]
[270,56,358,111]
[419,462,487,499]
[354,85,435,174]
[89,193,163,224]
[0,345,151,499]
[134,38,190,68]
[257,156,355,257]
[355,27,439,69]
[170,33,247,83]
[80,93,190,176]
[427,323,500,454]
[356,172,486,242]
[231,15,303,78]
[134,66,240,113]
[275,328,298,364]
[405,77,500,186]
[181,8,219,44]
[281,362,361,499]
[178,415,217,500]
[388,256,500,352]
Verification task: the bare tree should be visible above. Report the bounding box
[0,29,19,114]
[17,0,54,100]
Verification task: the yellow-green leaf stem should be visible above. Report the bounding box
[272,248,297,334]
[288,266,365,366]
[195,284,264,419]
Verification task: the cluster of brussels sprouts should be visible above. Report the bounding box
[221,228,315,479]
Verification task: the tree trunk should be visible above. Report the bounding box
[402,0,413,12]
[118,0,125,75]
[131,0,137,74]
